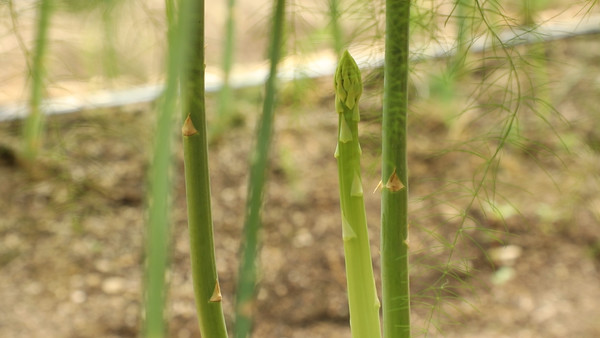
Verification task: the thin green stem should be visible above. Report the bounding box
[523,0,535,26]
[217,0,236,120]
[329,0,344,57]
[144,82,174,338]
[450,0,468,77]
[8,0,32,72]
[234,0,286,337]
[23,0,52,161]
[382,0,411,337]
[143,0,197,336]
[335,51,381,338]
[180,0,228,336]
[101,0,119,80]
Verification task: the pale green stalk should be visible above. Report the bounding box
[234,0,286,337]
[165,0,176,27]
[450,0,468,76]
[23,0,52,161]
[99,0,118,80]
[328,0,344,57]
[216,0,236,124]
[523,0,550,26]
[144,80,174,338]
[521,1,552,133]
[334,50,381,338]
[180,0,228,336]
[381,0,411,337]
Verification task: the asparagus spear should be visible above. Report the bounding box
[334,50,382,338]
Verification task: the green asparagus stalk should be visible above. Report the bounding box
[180,0,228,336]
[216,0,236,121]
[334,50,382,338]
[144,0,210,336]
[382,0,411,336]
[234,0,286,336]
[23,0,52,161]
[328,0,344,57]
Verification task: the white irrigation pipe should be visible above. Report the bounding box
[1,15,599,122]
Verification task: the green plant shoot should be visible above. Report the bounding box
[23,0,52,161]
[234,0,286,336]
[334,50,382,338]
[382,0,411,336]
[180,0,228,336]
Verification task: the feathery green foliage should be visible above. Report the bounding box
[334,50,381,338]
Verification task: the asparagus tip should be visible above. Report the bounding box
[334,50,362,112]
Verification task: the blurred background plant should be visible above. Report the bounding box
[21,0,52,163]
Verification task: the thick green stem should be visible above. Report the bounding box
[234,0,286,337]
[382,0,411,337]
[23,0,52,161]
[335,51,381,338]
[180,0,228,336]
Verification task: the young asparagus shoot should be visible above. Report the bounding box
[334,50,382,338]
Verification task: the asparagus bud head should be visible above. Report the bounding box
[334,50,362,114]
